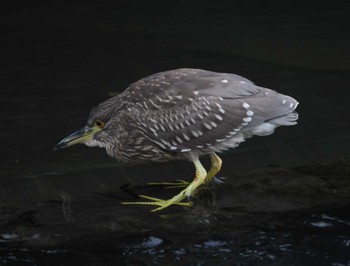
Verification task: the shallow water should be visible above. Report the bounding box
[1,207,350,265]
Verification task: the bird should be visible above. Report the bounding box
[55,68,299,211]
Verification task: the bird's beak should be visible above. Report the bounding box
[54,125,101,150]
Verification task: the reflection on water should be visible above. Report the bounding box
[123,212,350,265]
[1,211,349,265]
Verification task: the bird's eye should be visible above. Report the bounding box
[95,120,104,128]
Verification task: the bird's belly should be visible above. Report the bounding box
[107,143,178,163]
[183,133,247,159]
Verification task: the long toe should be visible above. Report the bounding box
[121,194,192,212]
[147,179,190,189]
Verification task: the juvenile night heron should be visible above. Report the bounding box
[55,68,299,211]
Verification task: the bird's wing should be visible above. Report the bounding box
[134,94,255,152]
[124,68,297,152]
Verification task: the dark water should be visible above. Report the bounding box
[1,1,350,265]
[1,204,350,265]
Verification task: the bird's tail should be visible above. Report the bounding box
[266,111,299,126]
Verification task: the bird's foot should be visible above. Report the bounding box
[122,193,192,212]
[122,159,207,211]
[146,179,190,189]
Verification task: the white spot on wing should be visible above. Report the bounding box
[246,110,254,116]
[243,102,250,109]
[243,117,252,122]
[183,133,190,141]
[215,103,222,109]
[221,79,228,83]
[191,130,199,137]
[210,121,217,128]
[176,136,183,143]
[215,114,223,121]
[204,123,212,130]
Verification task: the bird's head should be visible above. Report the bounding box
[54,98,117,150]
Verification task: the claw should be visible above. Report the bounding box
[213,176,226,184]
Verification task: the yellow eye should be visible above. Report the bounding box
[95,120,104,128]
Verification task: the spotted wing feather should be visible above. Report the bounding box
[121,68,298,153]
[135,96,252,152]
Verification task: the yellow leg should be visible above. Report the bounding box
[204,153,222,184]
[122,159,207,212]
[146,153,222,189]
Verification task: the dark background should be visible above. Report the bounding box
[1,0,349,204]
